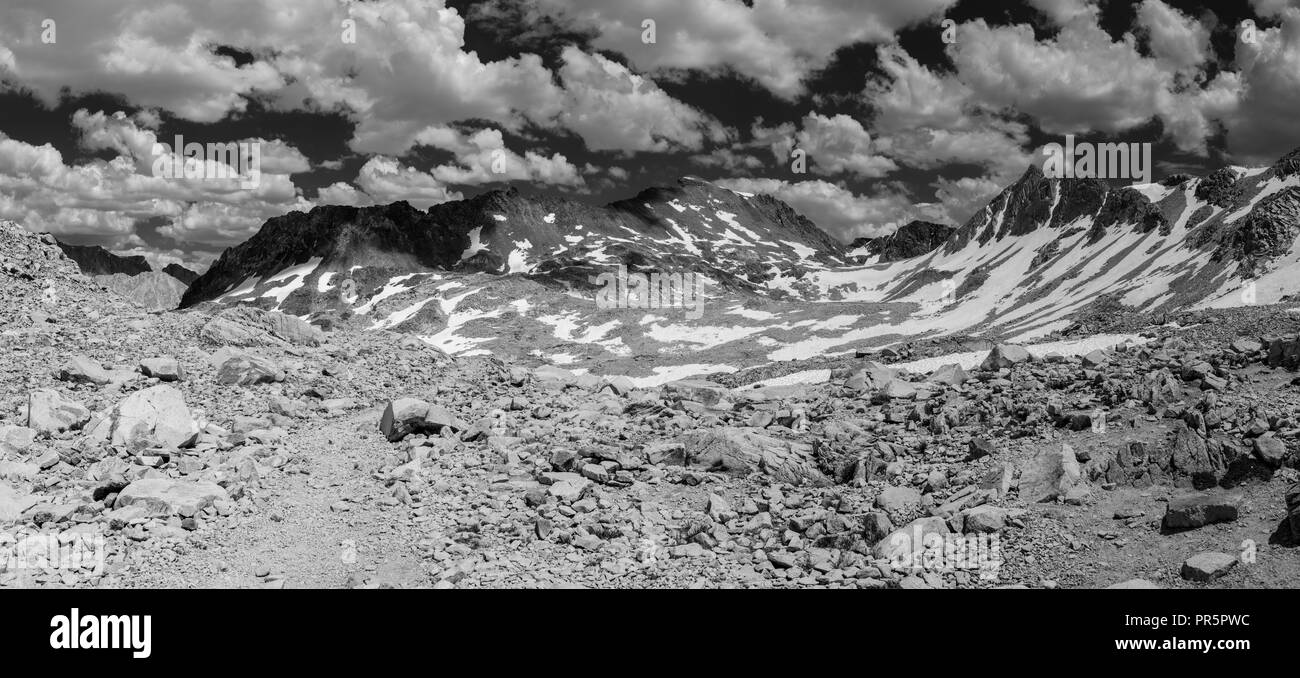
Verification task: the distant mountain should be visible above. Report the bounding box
[168,152,1300,377]
[55,241,150,277]
[812,145,1300,340]
[181,177,848,312]
[162,263,200,285]
[847,220,954,263]
[95,272,188,311]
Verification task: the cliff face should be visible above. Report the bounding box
[849,221,955,262]
[56,241,151,277]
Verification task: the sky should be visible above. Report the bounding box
[1,0,1298,271]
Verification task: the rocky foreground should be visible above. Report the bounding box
[2,222,1299,589]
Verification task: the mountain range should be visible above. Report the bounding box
[45,147,1300,382]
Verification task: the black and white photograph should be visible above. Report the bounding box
[2,0,1299,662]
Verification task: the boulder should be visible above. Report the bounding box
[662,379,729,406]
[140,357,185,382]
[1163,492,1240,530]
[212,347,284,386]
[1020,443,1089,503]
[1253,435,1288,468]
[962,505,1008,533]
[926,363,968,386]
[57,354,112,385]
[980,344,1031,371]
[379,398,465,442]
[875,485,921,514]
[26,390,91,434]
[0,425,36,454]
[201,306,324,347]
[677,427,828,485]
[0,483,42,522]
[872,516,951,565]
[1180,552,1237,582]
[113,479,228,516]
[90,385,199,451]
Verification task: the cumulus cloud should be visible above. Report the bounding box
[753,113,897,178]
[0,111,312,249]
[555,47,729,153]
[414,125,584,187]
[531,0,958,98]
[354,156,463,209]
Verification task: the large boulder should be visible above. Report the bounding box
[113,479,228,516]
[676,427,828,485]
[1020,443,1089,503]
[0,482,41,522]
[26,390,91,434]
[980,344,1032,371]
[872,516,952,565]
[201,306,324,347]
[89,385,199,451]
[661,380,729,406]
[379,398,465,442]
[212,348,284,386]
[1163,492,1240,530]
[0,425,37,454]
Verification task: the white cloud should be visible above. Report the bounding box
[1137,0,1211,76]
[1026,0,1099,26]
[555,47,728,153]
[0,111,312,248]
[355,156,463,209]
[533,0,958,98]
[755,113,897,178]
[414,126,584,187]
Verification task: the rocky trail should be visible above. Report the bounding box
[118,412,429,589]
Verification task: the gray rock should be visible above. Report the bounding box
[1020,443,1089,503]
[89,385,198,451]
[875,485,921,514]
[1253,435,1288,468]
[962,505,1007,533]
[980,344,1032,370]
[212,347,284,385]
[114,479,229,517]
[662,379,729,406]
[926,363,968,386]
[0,425,36,454]
[677,426,827,485]
[26,390,91,434]
[201,306,324,347]
[872,516,951,565]
[1180,552,1237,582]
[58,354,112,385]
[140,357,185,382]
[379,398,464,442]
[1163,492,1240,530]
[0,483,41,522]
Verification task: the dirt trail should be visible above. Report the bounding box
[121,412,431,589]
